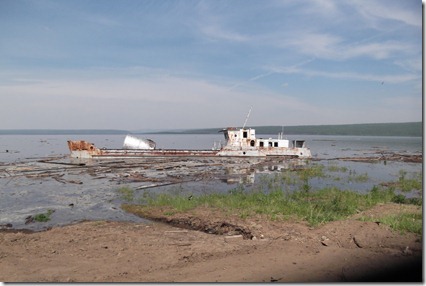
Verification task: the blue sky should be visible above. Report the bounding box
[0,0,422,130]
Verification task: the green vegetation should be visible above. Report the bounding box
[118,186,135,202]
[120,164,422,234]
[360,212,422,235]
[296,164,326,192]
[327,165,348,173]
[383,213,422,235]
[381,170,423,194]
[34,209,55,222]
[348,172,369,183]
[128,183,420,229]
[397,170,423,192]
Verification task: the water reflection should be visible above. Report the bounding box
[223,158,308,185]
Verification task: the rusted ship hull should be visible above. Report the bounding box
[67,140,216,158]
[67,127,312,159]
[67,140,310,159]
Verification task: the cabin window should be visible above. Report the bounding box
[243,131,248,138]
[260,141,264,147]
[269,142,273,147]
[250,140,255,147]
[274,142,278,147]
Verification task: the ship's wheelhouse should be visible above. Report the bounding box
[222,128,256,147]
[222,128,291,149]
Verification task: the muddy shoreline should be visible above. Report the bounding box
[0,203,422,282]
[0,151,423,282]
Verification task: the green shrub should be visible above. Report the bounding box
[34,209,54,222]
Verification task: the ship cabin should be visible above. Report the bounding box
[222,127,305,149]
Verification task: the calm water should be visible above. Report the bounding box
[0,133,422,162]
[0,134,422,230]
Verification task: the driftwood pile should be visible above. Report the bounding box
[0,156,307,190]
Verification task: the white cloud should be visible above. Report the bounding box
[200,24,249,42]
[285,32,342,59]
[264,1,420,62]
[1,67,420,129]
[0,1,421,129]
[300,0,340,17]
[0,69,320,129]
[269,65,419,84]
[283,31,413,61]
[342,41,412,60]
[349,0,422,28]
[394,58,422,73]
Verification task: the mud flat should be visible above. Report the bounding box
[0,156,308,230]
[0,203,422,282]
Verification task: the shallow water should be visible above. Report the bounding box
[0,134,422,231]
[0,134,421,162]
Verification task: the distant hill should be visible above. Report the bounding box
[0,129,129,135]
[143,122,422,137]
[1,122,422,136]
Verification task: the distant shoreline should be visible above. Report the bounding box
[0,122,422,137]
[0,129,130,135]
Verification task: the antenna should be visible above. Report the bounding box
[242,107,252,129]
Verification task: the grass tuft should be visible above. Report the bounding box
[117,186,135,202]
[34,209,55,222]
[133,183,420,228]
[360,212,422,235]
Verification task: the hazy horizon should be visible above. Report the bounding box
[0,120,421,131]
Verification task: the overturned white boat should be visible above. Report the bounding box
[123,135,156,150]
[67,127,311,159]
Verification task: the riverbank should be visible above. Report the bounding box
[0,203,421,282]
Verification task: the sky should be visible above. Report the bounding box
[0,0,423,130]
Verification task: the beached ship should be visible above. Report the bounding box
[67,127,311,159]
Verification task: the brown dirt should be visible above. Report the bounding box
[0,203,422,282]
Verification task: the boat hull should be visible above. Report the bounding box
[217,147,311,158]
[67,140,311,159]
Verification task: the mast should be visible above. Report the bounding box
[242,107,252,129]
